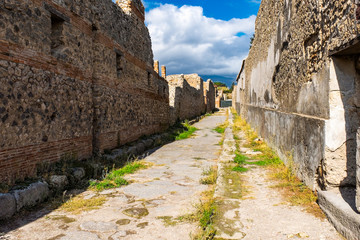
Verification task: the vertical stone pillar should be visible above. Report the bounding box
[161,65,166,79]
[356,128,360,212]
[154,60,159,74]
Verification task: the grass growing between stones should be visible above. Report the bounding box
[214,121,228,134]
[59,196,106,214]
[231,109,325,219]
[200,166,218,185]
[215,121,229,146]
[89,160,151,191]
[190,188,217,240]
[175,120,198,140]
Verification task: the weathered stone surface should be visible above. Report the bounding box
[58,231,100,240]
[79,221,117,232]
[72,168,85,181]
[122,207,149,218]
[233,0,360,190]
[109,231,128,240]
[0,193,16,220]
[13,182,49,211]
[0,0,170,185]
[166,74,214,125]
[142,139,154,148]
[135,142,145,154]
[318,190,360,240]
[126,146,138,156]
[49,175,69,190]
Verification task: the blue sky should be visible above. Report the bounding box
[143,0,261,20]
[142,0,261,86]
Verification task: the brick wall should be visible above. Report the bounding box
[0,0,169,184]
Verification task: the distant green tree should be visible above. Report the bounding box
[214,82,227,88]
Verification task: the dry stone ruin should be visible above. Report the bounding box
[233,0,360,238]
[0,0,215,189]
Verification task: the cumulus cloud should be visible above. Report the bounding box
[145,4,256,77]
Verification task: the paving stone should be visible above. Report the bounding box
[122,207,149,219]
[58,231,100,240]
[79,221,117,232]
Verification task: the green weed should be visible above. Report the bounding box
[90,161,150,191]
[176,120,198,140]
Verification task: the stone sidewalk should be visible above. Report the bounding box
[1,111,227,240]
[213,111,343,240]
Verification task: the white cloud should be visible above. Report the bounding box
[145,4,256,77]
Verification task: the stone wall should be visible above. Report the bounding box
[204,79,216,113]
[167,74,213,125]
[234,0,360,190]
[0,0,169,184]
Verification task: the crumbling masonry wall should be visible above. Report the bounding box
[167,74,213,125]
[234,0,360,190]
[0,0,169,184]
[204,79,216,113]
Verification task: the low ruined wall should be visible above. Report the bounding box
[235,0,360,189]
[0,0,169,184]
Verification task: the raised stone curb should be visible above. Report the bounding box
[13,181,49,211]
[318,190,360,240]
[215,110,235,199]
[0,193,16,220]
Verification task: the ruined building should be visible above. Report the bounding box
[166,74,215,125]
[233,1,360,238]
[0,0,170,185]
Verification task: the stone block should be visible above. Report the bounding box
[14,182,49,211]
[72,168,86,181]
[0,193,16,220]
[136,142,145,154]
[49,175,69,190]
[126,146,137,157]
[143,139,154,148]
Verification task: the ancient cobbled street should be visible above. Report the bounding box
[0,109,341,240]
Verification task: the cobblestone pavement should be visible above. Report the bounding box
[1,111,227,240]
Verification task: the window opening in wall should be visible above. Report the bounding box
[50,13,65,56]
[147,71,151,85]
[116,52,123,78]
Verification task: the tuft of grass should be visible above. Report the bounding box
[191,189,217,240]
[60,196,106,214]
[200,166,218,185]
[231,110,324,219]
[90,161,150,191]
[234,153,248,165]
[176,120,198,140]
[232,166,249,172]
[269,162,325,219]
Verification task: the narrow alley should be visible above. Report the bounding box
[0,109,342,240]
